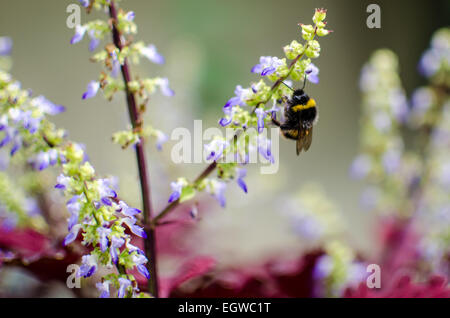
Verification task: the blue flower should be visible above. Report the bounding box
[305,63,320,84]
[131,253,150,279]
[79,0,90,8]
[110,236,125,264]
[116,201,141,217]
[123,217,147,238]
[125,11,135,22]
[82,81,100,100]
[224,85,252,108]
[97,178,117,207]
[208,180,227,208]
[155,130,169,151]
[204,139,229,162]
[141,44,165,65]
[257,135,274,163]
[254,107,266,133]
[63,224,81,246]
[0,37,13,56]
[77,254,98,278]
[30,149,59,171]
[66,195,82,231]
[117,277,132,298]
[251,56,284,76]
[236,168,248,194]
[88,30,101,52]
[55,174,71,190]
[97,227,112,253]
[96,281,110,298]
[33,96,65,115]
[71,25,87,44]
[155,78,175,97]
[168,179,184,203]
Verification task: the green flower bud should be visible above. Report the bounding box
[313,8,327,24]
[80,162,96,180]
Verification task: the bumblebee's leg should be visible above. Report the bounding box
[271,116,281,127]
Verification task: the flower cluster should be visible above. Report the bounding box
[0,37,150,298]
[412,28,450,276]
[166,9,332,209]
[352,28,450,279]
[351,49,417,216]
[71,0,174,152]
[313,241,367,297]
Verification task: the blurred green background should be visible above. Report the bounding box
[0,0,448,268]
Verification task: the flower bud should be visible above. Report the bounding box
[313,8,327,24]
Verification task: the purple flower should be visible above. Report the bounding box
[205,139,229,162]
[224,85,252,108]
[418,48,443,78]
[156,78,175,97]
[213,181,227,208]
[155,131,168,151]
[125,11,135,22]
[123,217,147,238]
[305,63,320,84]
[55,174,71,190]
[82,81,100,100]
[110,236,125,264]
[168,180,184,203]
[30,149,59,171]
[251,56,284,76]
[33,96,65,115]
[97,178,117,207]
[88,30,101,52]
[257,135,274,163]
[66,195,82,231]
[116,201,141,217]
[79,0,90,7]
[77,254,98,278]
[71,25,87,44]
[96,281,110,298]
[63,224,81,246]
[132,253,150,279]
[141,44,165,65]
[0,37,13,56]
[313,255,334,280]
[255,107,266,133]
[97,227,112,253]
[117,277,132,298]
[10,135,21,156]
[268,99,281,119]
[236,168,248,194]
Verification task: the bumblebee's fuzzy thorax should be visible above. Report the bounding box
[271,88,319,155]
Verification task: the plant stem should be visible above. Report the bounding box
[109,0,158,297]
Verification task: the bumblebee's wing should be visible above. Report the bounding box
[296,132,303,156]
[304,127,313,151]
[296,127,313,156]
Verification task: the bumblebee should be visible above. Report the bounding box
[272,87,318,156]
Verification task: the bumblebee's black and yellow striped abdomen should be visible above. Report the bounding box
[274,89,318,156]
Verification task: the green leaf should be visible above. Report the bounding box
[180,186,196,203]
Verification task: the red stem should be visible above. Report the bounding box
[109,0,159,297]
